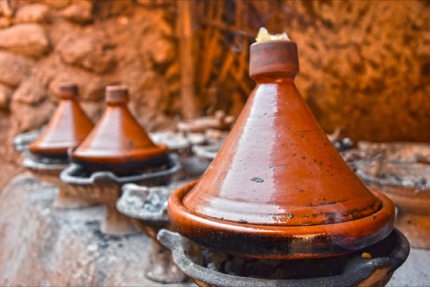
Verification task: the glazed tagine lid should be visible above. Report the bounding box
[28,82,94,159]
[168,30,395,259]
[71,85,169,172]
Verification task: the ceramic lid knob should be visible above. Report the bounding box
[59,82,79,100]
[249,41,299,79]
[70,85,169,172]
[106,85,129,105]
[168,39,394,259]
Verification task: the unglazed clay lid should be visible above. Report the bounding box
[71,85,169,172]
[168,31,394,259]
[28,82,94,159]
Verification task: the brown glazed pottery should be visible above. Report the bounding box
[29,82,94,159]
[25,82,96,209]
[71,86,169,172]
[168,40,395,259]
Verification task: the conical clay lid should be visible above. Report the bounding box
[71,86,169,172]
[168,39,394,259]
[29,83,94,159]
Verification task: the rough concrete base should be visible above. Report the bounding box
[0,173,193,286]
[388,247,430,287]
[0,173,428,286]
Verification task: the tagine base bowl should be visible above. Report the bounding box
[60,154,180,236]
[116,183,187,283]
[158,228,409,287]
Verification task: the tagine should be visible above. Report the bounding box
[24,82,96,209]
[71,86,169,172]
[61,85,180,235]
[160,28,408,287]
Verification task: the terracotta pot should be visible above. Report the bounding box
[168,40,395,259]
[71,86,169,172]
[345,142,430,249]
[23,83,96,209]
[28,82,94,159]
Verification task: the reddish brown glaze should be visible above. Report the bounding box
[168,40,395,259]
[71,86,169,171]
[29,82,94,158]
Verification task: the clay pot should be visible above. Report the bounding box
[23,83,96,209]
[71,85,169,172]
[28,82,94,159]
[168,40,395,259]
[344,142,430,249]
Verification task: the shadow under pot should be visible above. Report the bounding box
[116,183,188,284]
[346,142,430,249]
[24,82,95,209]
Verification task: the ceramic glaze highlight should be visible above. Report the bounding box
[71,86,169,171]
[168,40,395,259]
[183,78,382,226]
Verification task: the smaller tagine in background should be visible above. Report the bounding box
[29,83,94,159]
[71,85,169,172]
[61,85,180,235]
[23,82,96,209]
[343,141,430,249]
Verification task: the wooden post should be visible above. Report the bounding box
[177,0,199,119]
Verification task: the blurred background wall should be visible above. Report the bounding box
[0,0,429,162]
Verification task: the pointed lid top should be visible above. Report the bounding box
[71,85,169,172]
[28,82,94,159]
[105,85,129,104]
[58,82,79,99]
[168,38,394,259]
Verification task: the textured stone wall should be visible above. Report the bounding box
[0,0,179,161]
[286,1,430,142]
[0,0,429,164]
[193,0,430,143]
